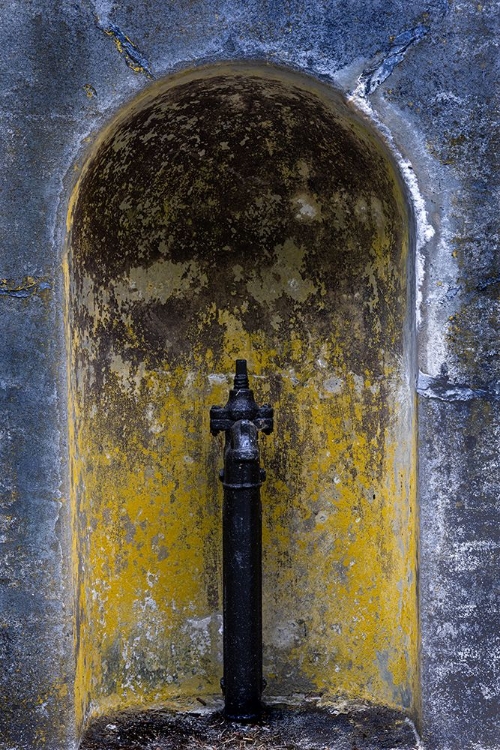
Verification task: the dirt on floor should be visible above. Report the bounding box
[80,703,420,750]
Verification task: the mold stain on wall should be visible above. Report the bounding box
[64,64,418,730]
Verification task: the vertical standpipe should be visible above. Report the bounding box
[210,360,273,721]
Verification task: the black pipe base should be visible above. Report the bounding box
[223,709,263,724]
[221,676,263,723]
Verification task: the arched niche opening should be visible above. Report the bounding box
[65,63,418,730]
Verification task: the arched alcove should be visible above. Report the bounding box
[65,63,417,730]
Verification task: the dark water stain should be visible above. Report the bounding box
[70,72,406,378]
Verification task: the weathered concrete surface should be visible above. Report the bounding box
[419,398,500,749]
[0,1,498,748]
[0,286,73,748]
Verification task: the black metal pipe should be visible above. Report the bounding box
[210,360,273,722]
[222,420,263,721]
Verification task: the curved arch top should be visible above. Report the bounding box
[65,63,418,727]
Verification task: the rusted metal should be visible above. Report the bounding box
[210,360,273,722]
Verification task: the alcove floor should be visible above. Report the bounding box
[80,702,419,749]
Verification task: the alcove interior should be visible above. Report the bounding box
[65,63,418,731]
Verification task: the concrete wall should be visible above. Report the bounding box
[0,2,498,748]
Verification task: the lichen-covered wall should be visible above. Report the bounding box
[66,66,417,726]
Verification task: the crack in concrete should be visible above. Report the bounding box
[91,4,153,80]
[0,277,51,299]
[101,22,153,78]
[417,371,499,402]
[360,24,430,96]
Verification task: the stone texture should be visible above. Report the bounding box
[419,398,500,749]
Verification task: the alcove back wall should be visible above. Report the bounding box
[65,65,417,726]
